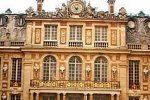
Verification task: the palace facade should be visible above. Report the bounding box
[0,0,150,100]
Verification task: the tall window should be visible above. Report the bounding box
[12,58,22,81]
[11,94,21,100]
[94,57,108,82]
[129,60,140,89]
[43,56,56,80]
[69,56,82,80]
[44,25,57,41]
[70,26,82,41]
[95,26,107,42]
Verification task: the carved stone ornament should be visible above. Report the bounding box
[143,96,149,100]
[143,67,149,76]
[26,6,35,17]
[29,0,125,20]
[33,63,40,72]
[1,92,7,100]
[3,64,8,72]
[118,7,127,19]
[86,65,91,73]
[59,65,65,73]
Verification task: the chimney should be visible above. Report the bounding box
[37,0,44,14]
[107,0,116,15]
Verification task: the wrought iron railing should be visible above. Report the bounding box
[94,42,108,48]
[10,80,21,87]
[30,80,120,89]
[69,42,83,47]
[127,43,142,49]
[43,41,58,47]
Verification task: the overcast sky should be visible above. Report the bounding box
[0,0,150,15]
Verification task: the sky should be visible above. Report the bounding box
[0,0,150,15]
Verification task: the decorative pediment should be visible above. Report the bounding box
[26,0,127,20]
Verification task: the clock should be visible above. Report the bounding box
[147,22,150,28]
[128,21,135,29]
[70,2,83,14]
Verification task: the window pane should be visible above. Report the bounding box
[43,56,56,80]
[94,57,108,82]
[129,60,139,88]
[69,56,82,80]
[45,25,57,41]
[12,58,22,81]
[70,26,82,41]
[95,26,107,42]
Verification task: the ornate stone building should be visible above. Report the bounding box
[0,0,150,100]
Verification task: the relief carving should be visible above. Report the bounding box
[60,28,66,44]
[111,30,117,45]
[35,28,41,44]
[85,29,92,45]
[2,63,9,80]
[33,63,40,79]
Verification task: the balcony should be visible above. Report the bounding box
[69,42,83,47]
[94,42,108,48]
[30,80,120,90]
[10,42,24,46]
[127,43,142,49]
[43,41,58,47]
[10,80,21,87]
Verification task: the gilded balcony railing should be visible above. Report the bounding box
[30,80,120,89]
[127,43,142,49]
[10,80,21,87]
[94,42,108,48]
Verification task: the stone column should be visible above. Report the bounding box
[84,94,87,100]
[63,93,66,100]
[89,94,93,100]
[116,94,120,100]
[57,93,60,100]
[111,94,114,100]
[30,93,33,100]
[36,92,39,100]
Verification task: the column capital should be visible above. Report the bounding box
[84,93,88,95]
[111,94,115,96]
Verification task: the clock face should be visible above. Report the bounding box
[128,21,135,28]
[70,3,83,14]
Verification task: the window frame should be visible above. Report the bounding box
[94,26,108,42]
[69,56,82,81]
[94,56,108,82]
[69,25,83,41]
[43,55,57,81]
[44,25,58,41]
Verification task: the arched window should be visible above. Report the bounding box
[94,57,108,82]
[43,55,56,80]
[69,56,82,80]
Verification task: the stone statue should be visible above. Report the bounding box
[118,7,127,19]
[26,6,34,17]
